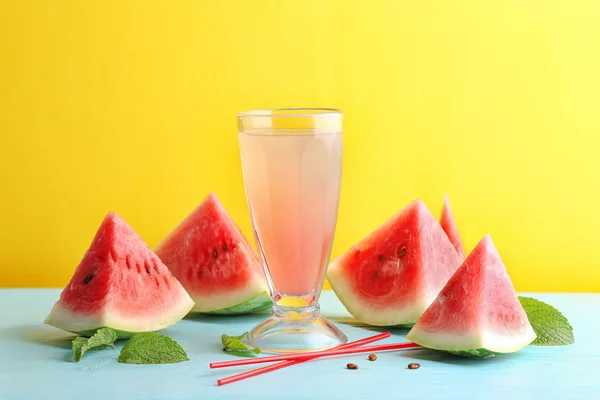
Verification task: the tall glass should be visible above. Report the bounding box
[237,108,347,354]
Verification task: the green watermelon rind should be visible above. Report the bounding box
[199,291,272,315]
[406,328,536,358]
[45,291,195,339]
[445,348,497,358]
[405,332,527,358]
[47,297,195,339]
[65,327,143,339]
[392,321,417,329]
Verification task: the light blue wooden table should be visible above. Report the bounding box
[0,289,598,400]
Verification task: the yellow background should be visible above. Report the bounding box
[1,1,599,292]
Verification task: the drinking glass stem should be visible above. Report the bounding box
[272,304,320,320]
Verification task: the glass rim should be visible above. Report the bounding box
[237,108,342,118]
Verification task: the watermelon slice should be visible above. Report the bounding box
[45,212,194,338]
[155,193,271,315]
[327,200,462,327]
[440,194,465,259]
[406,234,537,357]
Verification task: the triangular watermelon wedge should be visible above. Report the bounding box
[406,234,537,357]
[45,212,194,338]
[327,200,462,327]
[440,194,465,259]
[155,193,271,315]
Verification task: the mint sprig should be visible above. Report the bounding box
[72,327,118,362]
[221,332,260,355]
[118,332,189,364]
[519,296,574,346]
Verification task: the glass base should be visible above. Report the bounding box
[243,304,348,354]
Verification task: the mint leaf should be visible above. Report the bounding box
[221,332,260,355]
[72,328,118,362]
[72,337,89,362]
[118,332,189,364]
[519,296,574,346]
[86,327,118,349]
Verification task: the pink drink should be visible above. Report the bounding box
[238,131,343,305]
[238,109,347,353]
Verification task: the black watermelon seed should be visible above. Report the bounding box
[83,273,94,284]
[212,249,218,258]
[398,246,407,258]
[222,243,228,251]
[372,271,380,281]
[145,268,151,275]
[378,254,385,262]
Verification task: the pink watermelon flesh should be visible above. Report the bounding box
[440,194,465,259]
[45,212,194,338]
[327,200,462,327]
[406,234,536,357]
[155,193,270,314]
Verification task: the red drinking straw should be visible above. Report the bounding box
[217,331,392,386]
[211,338,420,370]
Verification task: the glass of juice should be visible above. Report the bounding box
[237,108,348,354]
